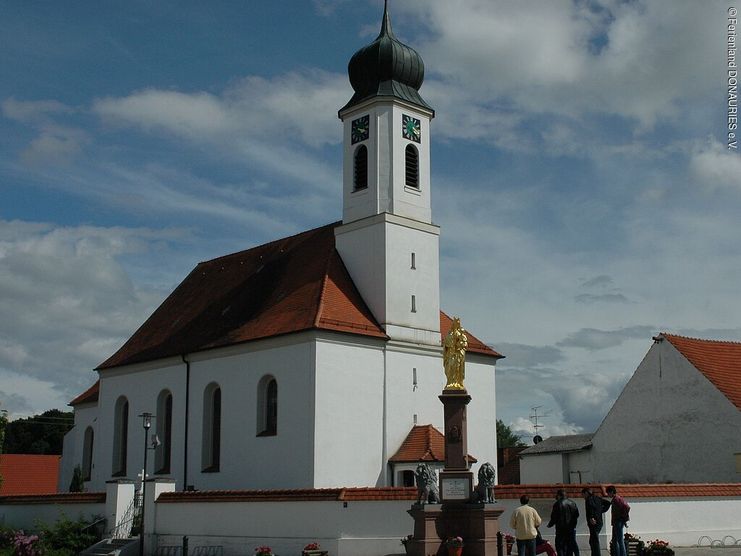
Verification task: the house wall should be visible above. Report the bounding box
[590,341,741,483]
[520,453,565,484]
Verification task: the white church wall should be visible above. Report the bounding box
[0,498,105,532]
[187,339,316,490]
[590,341,741,483]
[59,401,98,491]
[96,359,186,492]
[383,348,498,481]
[313,335,385,487]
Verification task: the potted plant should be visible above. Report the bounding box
[445,536,464,556]
[504,534,515,555]
[254,546,274,556]
[303,541,326,555]
[645,539,674,556]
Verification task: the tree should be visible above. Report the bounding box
[497,419,526,448]
[2,409,74,454]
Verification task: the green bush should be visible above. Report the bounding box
[36,514,103,556]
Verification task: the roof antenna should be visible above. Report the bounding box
[530,405,549,443]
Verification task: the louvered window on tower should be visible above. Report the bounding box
[405,144,419,188]
[354,145,368,190]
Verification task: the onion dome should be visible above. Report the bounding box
[340,1,433,114]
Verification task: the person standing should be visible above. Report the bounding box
[606,485,630,556]
[547,488,580,556]
[510,495,543,556]
[582,487,611,556]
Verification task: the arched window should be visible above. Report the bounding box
[256,376,278,437]
[155,390,173,474]
[112,397,128,477]
[202,383,221,472]
[353,145,368,190]
[82,426,94,481]
[405,144,419,188]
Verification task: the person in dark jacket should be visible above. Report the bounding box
[547,488,580,556]
[581,487,611,556]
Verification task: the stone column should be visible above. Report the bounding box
[143,478,177,554]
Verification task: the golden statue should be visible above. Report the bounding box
[443,317,468,390]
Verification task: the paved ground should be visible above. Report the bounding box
[674,549,741,556]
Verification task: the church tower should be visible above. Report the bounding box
[335,2,440,345]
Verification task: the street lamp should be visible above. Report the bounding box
[139,412,153,556]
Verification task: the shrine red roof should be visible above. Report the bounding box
[662,333,741,410]
[0,455,60,496]
[97,222,502,370]
[389,424,477,463]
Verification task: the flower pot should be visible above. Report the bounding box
[506,541,514,555]
[447,547,463,556]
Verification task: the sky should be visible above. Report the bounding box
[1,0,740,443]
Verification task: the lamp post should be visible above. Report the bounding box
[139,412,153,556]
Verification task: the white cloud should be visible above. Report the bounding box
[93,70,349,149]
[690,138,741,191]
[0,220,182,414]
[2,98,73,123]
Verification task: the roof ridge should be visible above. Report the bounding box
[197,221,341,266]
[313,247,335,329]
[662,332,741,346]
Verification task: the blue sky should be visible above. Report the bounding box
[1,0,740,441]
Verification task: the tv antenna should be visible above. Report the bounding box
[530,405,549,442]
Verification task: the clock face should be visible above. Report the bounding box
[351,115,370,144]
[402,114,421,143]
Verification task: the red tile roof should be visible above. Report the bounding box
[389,424,477,463]
[0,455,61,496]
[493,483,741,499]
[156,483,741,503]
[69,380,100,406]
[97,222,502,370]
[662,333,741,410]
[98,223,386,369]
[157,487,418,503]
[0,492,105,505]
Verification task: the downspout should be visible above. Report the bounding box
[381,346,388,485]
[182,354,190,491]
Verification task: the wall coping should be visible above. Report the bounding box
[0,492,106,505]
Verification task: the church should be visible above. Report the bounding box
[60,3,503,494]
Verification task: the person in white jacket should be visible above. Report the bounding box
[510,494,543,556]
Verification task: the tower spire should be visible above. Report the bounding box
[379,0,395,39]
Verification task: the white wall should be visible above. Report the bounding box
[0,500,105,532]
[59,401,99,491]
[314,336,385,487]
[591,341,741,483]
[520,453,565,484]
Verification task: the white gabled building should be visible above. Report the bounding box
[60,4,503,494]
[520,333,741,484]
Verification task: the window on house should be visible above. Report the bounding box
[202,384,221,472]
[82,426,94,481]
[155,390,173,475]
[405,144,419,188]
[401,470,415,487]
[354,145,368,190]
[411,252,416,269]
[112,397,128,477]
[257,376,278,437]
[411,295,417,313]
